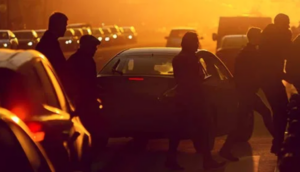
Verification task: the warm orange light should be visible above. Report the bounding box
[10,106,27,120]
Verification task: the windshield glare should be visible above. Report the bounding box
[0,32,9,39]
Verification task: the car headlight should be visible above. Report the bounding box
[98,37,102,41]
[3,43,8,47]
[128,35,133,39]
[112,34,117,39]
[27,42,33,46]
[105,37,110,41]
[65,40,72,44]
[77,40,79,44]
[97,98,103,109]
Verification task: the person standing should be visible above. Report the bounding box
[36,12,68,82]
[220,27,274,161]
[167,32,225,170]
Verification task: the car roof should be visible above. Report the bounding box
[35,29,46,32]
[171,27,196,31]
[13,30,33,33]
[0,49,45,71]
[119,47,181,56]
[0,30,9,32]
[223,34,247,38]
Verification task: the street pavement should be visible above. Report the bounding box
[64,40,278,172]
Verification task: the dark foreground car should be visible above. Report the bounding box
[0,107,54,172]
[0,49,91,172]
[97,48,257,146]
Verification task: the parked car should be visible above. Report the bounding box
[0,49,92,172]
[102,25,125,45]
[58,28,79,51]
[216,34,248,74]
[13,30,40,49]
[96,47,252,148]
[92,28,110,46]
[0,30,18,49]
[0,106,54,172]
[120,26,137,44]
[165,28,202,48]
[35,29,46,39]
[101,27,113,46]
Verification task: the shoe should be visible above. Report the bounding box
[165,161,185,171]
[220,150,239,162]
[203,160,226,170]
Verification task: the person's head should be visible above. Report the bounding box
[247,27,261,46]
[79,35,101,57]
[48,12,68,38]
[274,13,290,29]
[181,32,199,53]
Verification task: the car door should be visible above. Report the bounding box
[197,51,239,136]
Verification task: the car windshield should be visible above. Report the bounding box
[103,29,111,34]
[0,32,8,39]
[93,29,102,35]
[115,56,173,75]
[169,30,196,38]
[36,31,45,38]
[74,29,82,37]
[109,27,118,33]
[221,36,248,49]
[14,32,33,39]
[123,28,134,33]
[64,30,73,37]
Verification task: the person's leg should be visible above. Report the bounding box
[262,82,288,155]
[253,94,275,137]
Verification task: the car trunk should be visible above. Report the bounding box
[97,75,177,134]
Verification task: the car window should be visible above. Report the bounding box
[33,60,60,108]
[9,122,52,172]
[74,29,82,37]
[14,32,33,39]
[41,61,67,111]
[65,30,74,37]
[0,120,33,172]
[221,36,248,49]
[118,56,173,75]
[0,32,8,39]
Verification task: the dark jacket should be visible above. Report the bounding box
[234,43,260,94]
[66,49,98,107]
[172,50,205,96]
[36,30,66,80]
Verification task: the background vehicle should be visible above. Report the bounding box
[120,26,138,44]
[97,48,247,146]
[0,107,55,172]
[0,30,18,49]
[102,28,113,46]
[35,29,46,38]
[0,49,91,172]
[165,28,203,48]
[216,34,248,74]
[103,25,125,45]
[67,23,92,30]
[212,16,272,50]
[58,28,78,51]
[92,27,110,47]
[13,30,40,49]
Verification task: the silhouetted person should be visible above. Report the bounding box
[259,14,292,155]
[220,28,274,161]
[286,35,300,89]
[66,35,106,168]
[36,12,68,82]
[167,32,225,170]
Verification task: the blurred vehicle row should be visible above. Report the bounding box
[0,24,138,52]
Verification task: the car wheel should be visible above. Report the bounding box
[235,114,254,142]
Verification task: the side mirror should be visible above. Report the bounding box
[165,36,169,39]
[212,33,218,41]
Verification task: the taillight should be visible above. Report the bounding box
[26,122,45,142]
[128,77,144,81]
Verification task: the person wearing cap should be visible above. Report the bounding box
[66,35,106,165]
[167,32,225,171]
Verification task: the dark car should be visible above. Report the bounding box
[101,28,113,46]
[120,26,137,44]
[97,47,251,145]
[0,49,91,172]
[0,107,55,172]
[13,30,40,49]
[58,29,79,51]
[0,30,18,49]
[216,34,248,74]
[102,25,125,45]
[92,28,110,46]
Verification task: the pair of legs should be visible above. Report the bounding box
[262,81,289,155]
[166,95,225,170]
[221,93,274,161]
